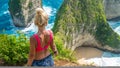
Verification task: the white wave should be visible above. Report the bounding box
[43,6,56,16]
[43,6,53,16]
[3,10,9,14]
[21,6,56,33]
[84,52,120,66]
[21,23,38,33]
[21,22,54,33]
[0,10,9,16]
[87,57,120,66]
[46,23,54,30]
[76,52,120,66]
[114,26,120,35]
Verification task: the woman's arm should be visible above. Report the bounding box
[50,31,58,56]
[50,40,58,56]
[26,36,36,66]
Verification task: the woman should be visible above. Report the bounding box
[26,8,58,66]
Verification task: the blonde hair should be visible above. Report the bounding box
[34,8,48,27]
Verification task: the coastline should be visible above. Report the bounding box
[74,47,103,59]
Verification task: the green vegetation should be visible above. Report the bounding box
[53,34,76,62]
[0,33,29,66]
[52,0,120,50]
[0,32,75,65]
[21,0,26,4]
[28,2,33,9]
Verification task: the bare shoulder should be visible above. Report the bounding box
[50,30,53,34]
[29,35,37,48]
[30,35,36,43]
[45,30,53,35]
[48,30,53,35]
[30,35,35,40]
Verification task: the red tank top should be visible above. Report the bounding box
[33,30,53,52]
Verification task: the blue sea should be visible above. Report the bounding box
[0,0,120,66]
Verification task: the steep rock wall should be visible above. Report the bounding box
[9,0,41,27]
[53,0,120,53]
[104,0,120,21]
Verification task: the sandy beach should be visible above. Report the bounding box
[55,47,103,66]
[74,47,103,59]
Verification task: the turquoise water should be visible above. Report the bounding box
[0,0,63,36]
[108,21,120,35]
[0,0,120,66]
[0,0,17,34]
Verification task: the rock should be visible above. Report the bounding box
[53,0,120,53]
[8,0,42,27]
[104,0,120,21]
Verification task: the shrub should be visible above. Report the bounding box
[53,34,76,62]
[0,32,76,65]
[0,33,29,66]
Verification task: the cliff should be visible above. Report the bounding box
[104,0,120,21]
[53,0,120,53]
[8,0,42,27]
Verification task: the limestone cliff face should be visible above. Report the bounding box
[53,0,120,53]
[9,0,41,27]
[104,0,120,20]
